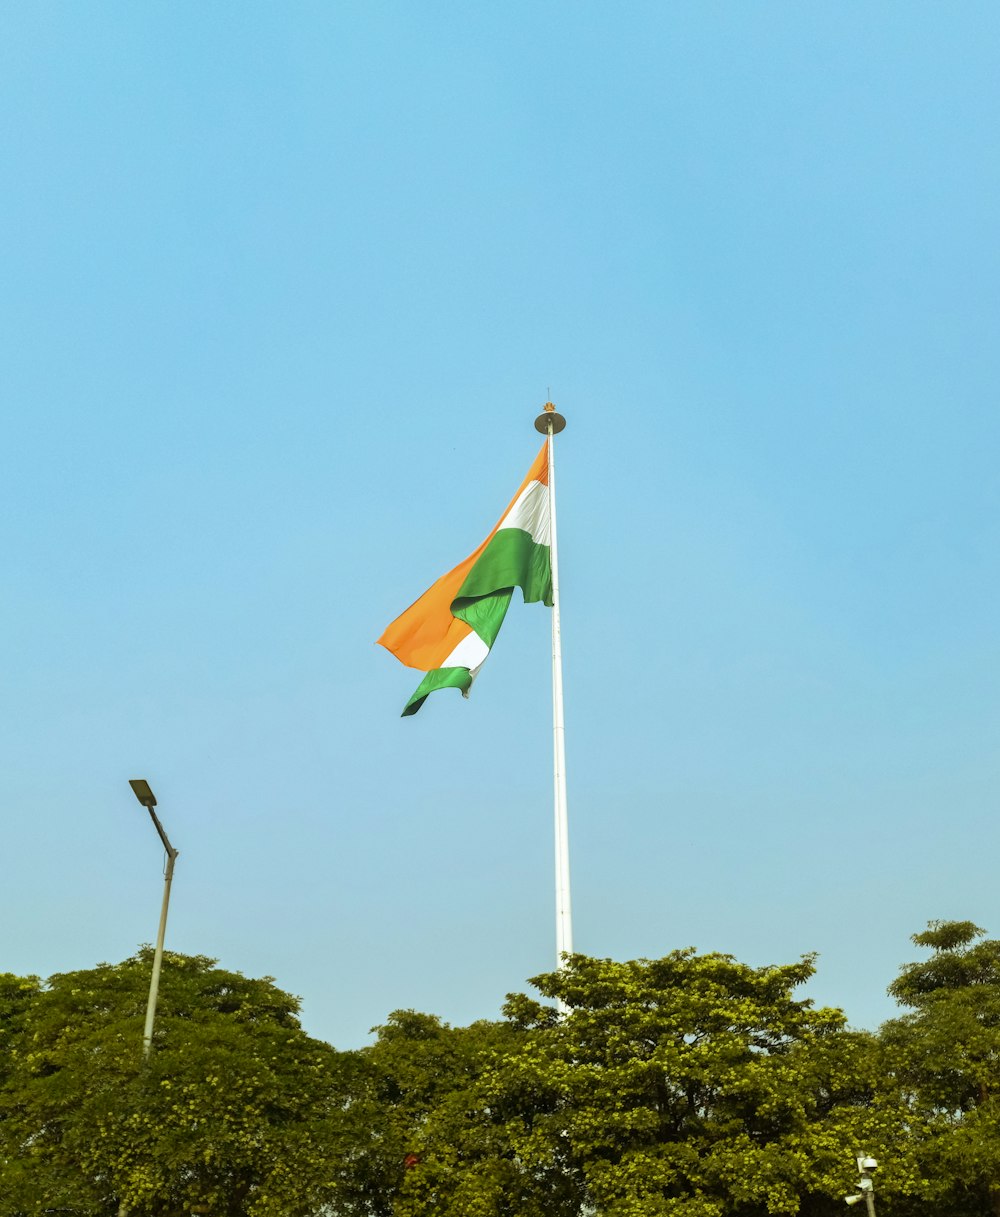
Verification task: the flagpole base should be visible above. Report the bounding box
[534,402,566,434]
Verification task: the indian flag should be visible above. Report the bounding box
[378,444,552,716]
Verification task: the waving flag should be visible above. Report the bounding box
[378,444,552,715]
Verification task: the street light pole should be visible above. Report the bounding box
[129,779,179,1061]
[859,1157,876,1217]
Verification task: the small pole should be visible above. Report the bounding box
[122,782,179,1217]
[129,781,179,1060]
[845,1155,878,1216]
[142,805,178,1059]
[534,402,572,973]
[858,1157,876,1217]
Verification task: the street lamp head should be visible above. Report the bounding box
[129,779,157,809]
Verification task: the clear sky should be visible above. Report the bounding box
[3,3,998,1049]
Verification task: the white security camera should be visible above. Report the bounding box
[860,1157,878,1171]
[845,1195,864,1206]
[859,1179,873,1192]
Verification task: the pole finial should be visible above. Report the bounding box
[534,400,567,434]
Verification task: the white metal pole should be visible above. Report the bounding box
[533,401,573,991]
[544,410,572,967]
[142,809,178,1060]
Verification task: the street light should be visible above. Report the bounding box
[129,779,179,1059]
[845,1155,877,1217]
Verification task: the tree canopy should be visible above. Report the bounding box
[0,950,370,1216]
[4,922,1000,1215]
[881,921,1000,1217]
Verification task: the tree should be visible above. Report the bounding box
[0,972,41,1083]
[0,949,372,1217]
[490,952,891,1217]
[358,1010,561,1217]
[356,952,894,1217]
[880,920,1000,1217]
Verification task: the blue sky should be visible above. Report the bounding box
[2,3,998,1048]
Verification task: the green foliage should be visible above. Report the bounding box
[361,1010,556,1217]
[888,920,997,1007]
[356,952,889,1217]
[8,924,1000,1216]
[0,950,372,1217]
[880,921,1000,1217]
[0,973,41,1084]
[505,951,886,1217]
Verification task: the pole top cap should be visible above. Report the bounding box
[534,401,566,434]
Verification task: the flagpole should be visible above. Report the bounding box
[535,402,572,971]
